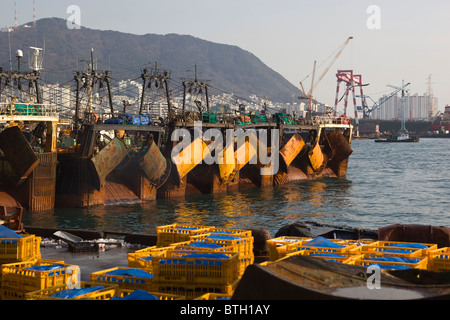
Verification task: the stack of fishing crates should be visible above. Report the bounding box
[1,258,81,300]
[90,267,154,293]
[344,240,436,270]
[127,223,254,299]
[281,236,361,264]
[0,225,44,300]
[427,247,450,272]
[266,235,439,271]
[155,223,254,276]
[266,236,313,261]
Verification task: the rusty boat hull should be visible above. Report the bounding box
[0,126,58,213]
[55,123,167,208]
[53,120,354,207]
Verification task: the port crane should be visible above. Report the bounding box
[357,81,410,119]
[334,70,368,118]
[299,36,353,118]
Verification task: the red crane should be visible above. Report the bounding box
[333,70,367,118]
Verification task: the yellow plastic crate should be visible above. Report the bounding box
[237,256,254,277]
[128,245,175,271]
[428,247,450,272]
[191,234,254,260]
[350,254,428,270]
[266,237,312,261]
[1,259,80,295]
[286,250,355,264]
[152,277,240,300]
[348,241,436,258]
[90,267,153,292]
[156,224,213,247]
[208,227,252,238]
[1,259,68,300]
[1,258,65,280]
[25,282,118,300]
[152,250,239,286]
[287,237,357,256]
[170,241,252,277]
[0,235,41,264]
[114,289,185,300]
[171,241,236,254]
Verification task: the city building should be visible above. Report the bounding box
[41,84,71,111]
[371,93,438,121]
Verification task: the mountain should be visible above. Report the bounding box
[0,18,300,103]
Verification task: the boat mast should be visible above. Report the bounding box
[181,65,210,122]
[0,48,42,104]
[139,63,172,121]
[74,48,114,124]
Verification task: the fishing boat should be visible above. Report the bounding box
[53,51,356,207]
[55,51,169,207]
[0,48,59,213]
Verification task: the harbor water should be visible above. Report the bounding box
[22,138,450,237]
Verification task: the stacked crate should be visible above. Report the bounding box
[273,236,438,271]
[155,224,213,247]
[188,234,254,276]
[151,250,240,299]
[0,226,43,298]
[282,236,359,263]
[1,259,80,300]
[0,233,41,265]
[346,241,436,270]
[90,267,154,292]
[266,236,312,261]
[25,282,117,300]
[127,245,177,272]
[145,224,253,299]
[428,248,450,272]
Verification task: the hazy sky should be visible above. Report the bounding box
[2,0,450,113]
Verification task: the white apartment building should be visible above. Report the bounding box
[371,93,438,121]
[41,84,71,110]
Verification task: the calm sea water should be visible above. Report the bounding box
[23,138,450,237]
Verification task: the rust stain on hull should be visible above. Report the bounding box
[29,152,57,211]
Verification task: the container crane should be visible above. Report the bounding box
[300,36,353,119]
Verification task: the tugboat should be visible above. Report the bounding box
[375,132,419,143]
